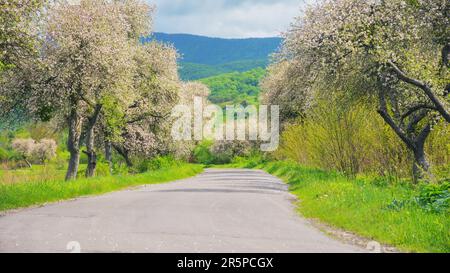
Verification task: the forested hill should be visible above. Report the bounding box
[142,33,282,80]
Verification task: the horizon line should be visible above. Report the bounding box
[152,32,283,40]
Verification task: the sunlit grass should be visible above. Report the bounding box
[0,164,68,185]
[230,159,450,253]
[0,164,203,212]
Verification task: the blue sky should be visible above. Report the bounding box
[149,0,307,38]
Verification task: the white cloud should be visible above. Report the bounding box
[149,0,308,38]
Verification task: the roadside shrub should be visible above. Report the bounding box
[387,182,450,214]
[95,162,112,177]
[194,140,253,165]
[136,156,180,173]
[232,153,268,168]
[416,182,450,214]
[54,150,70,170]
[112,163,129,175]
[32,139,57,164]
[193,140,214,165]
[210,140,252,164]
[147,156,179,171]
[11,138,35,167]
[11,138,58,166]
[275,99,412,178]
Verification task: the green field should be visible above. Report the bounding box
[228,158,450,253]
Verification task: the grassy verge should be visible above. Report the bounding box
[229,159,449,253]
[0,163,203,212]
[0,164,68,184]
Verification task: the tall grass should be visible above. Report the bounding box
[0,164,67,185]
[231,158,449,253]
[275,99,450,180]
[0,164,203,212]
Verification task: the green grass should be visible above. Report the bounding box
[0,164,68,185]
[229,159,450,253]
[0,164,203,212]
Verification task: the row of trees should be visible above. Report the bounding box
[262,0,449,181]
[0,0,209,180]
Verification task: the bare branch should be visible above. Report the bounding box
[407,110,429,135]
[377,89,415,150]
[401,104,436,122]
[388,60,450,123]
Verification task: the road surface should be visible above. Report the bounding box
[0,169,363,253]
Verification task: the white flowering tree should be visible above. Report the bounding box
[110,41,181,168]
[12,138,36,168]
[261,61,314,124]
[0,0,45,74]
[277,0,449,179]
[39,0,154,179]
[0,0,46,126]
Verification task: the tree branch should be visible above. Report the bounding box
[401,104,436,122]
[377,89,415,150]
[406,110,429,135]
[415,123,432,149]
[388,60,450,123]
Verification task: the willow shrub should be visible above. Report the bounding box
[275,100,449,181]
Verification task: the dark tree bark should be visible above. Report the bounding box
[442,43,450,68]
[84,104,102,178]
[113,144,133,168]
[105,140,113,175]
[65,106,83,181]
[412,126,432,181]
[377,88,434,182]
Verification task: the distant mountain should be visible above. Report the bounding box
[142,33,282,80]
[179,59,268,81]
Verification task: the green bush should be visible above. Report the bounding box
[136,156,180,173]
[386,181,450,214]
[112,163,129,175]
[416,182,450,214]
[193,141,215,165]
[95,162,112,177]
[194,140,254,165]
[232,153,268,168]
[147,156,179,171]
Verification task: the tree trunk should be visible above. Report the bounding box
[24,158,32,168]
[84,126,97,177]
[65,108,83,181]
[84,105,102,178]
[105,140,113,175]
[113,144,133,168]
[412,151,430,183]
[411,132,432,183]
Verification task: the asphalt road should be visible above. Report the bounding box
[0,169,363,253]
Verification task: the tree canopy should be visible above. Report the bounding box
[263,0,449,180]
